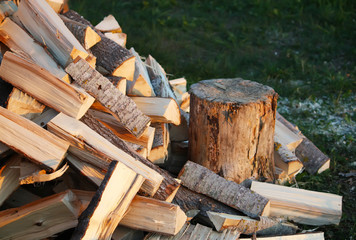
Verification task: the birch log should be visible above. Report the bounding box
[179,161,270,218]
[66,57,150,137]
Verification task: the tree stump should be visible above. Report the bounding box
[189,78,278,183]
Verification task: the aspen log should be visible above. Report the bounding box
[189,78,278,183]
[179,161,270,218]
[66,57,150,137]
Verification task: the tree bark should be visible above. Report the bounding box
[66,57,150,137]
[179,161,270,218]
[189,78,278,183]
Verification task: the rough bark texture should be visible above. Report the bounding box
[276,112,330,174]
[66,58,150,137]
[62,10,134,76]
[80,112,180,201]
[189,78,278,183]
[179,161,270,218]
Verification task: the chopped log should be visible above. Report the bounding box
[107,76,127,94]
[146,55,177,100]
[66,154,104,186]
[112,226,144,240]
[7,88,45,120]
[0,106,69,170]
[121,195,187,235]
[71,161,144,240]
[19,162,69,185]
[80,111,180,201]
[0,17,68,81]
[95,14,122,33]
[127,47,155,97]
[180,92,190,112]
[47,112,163,197]
[274,143,303,176]
[189,78,278,183]
[276,112,330,174]
[148,123,170,164]
[275,119,303,151]
[0,1,17,23]
[105,32,127,47]
[207,212,297,235]
[61,15,101,50]
[0,190,81,240]
[0,52,95,119]
[131,97,181,125]
[239,232,325,240]
[45,0,64,13]
[15,0,87,67]
[89,109,155,154]
[66,57,150,137]
[169,77,188,106]
[178,161,270,218]
[250,181,342,225]
[0,154,21,206]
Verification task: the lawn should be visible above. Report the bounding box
[70,0,355,239]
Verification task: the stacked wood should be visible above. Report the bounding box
[104,32,127,47]
[189,78,278,184]
[0,1,17,23]
[95,14,122,33]
[148,123,170,164]
[251,181,342,225]
[0,154,21,206]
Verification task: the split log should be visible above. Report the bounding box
[178,161,270,218]
[0,106,69,170]
[105,32,127,47]
[276,113,330,174]
[0,154,21,206]
[250,181,342,225]
[146,55,177,100]
[207,212,297,236]
[7,88,45,120]
[275,119,303,151]
[71,161,144,240]
[45,0,64,13]
[62,10,135,80]
[148,123,170,164]
[95,14,122,33]
[189,78,278,183]
[80,112,180,202]
[47,112,163,197]
[15,0,88,67]
[0,17,69,81]
[0,52,95,119]
[274,143,303,176]
[127,47,155,97]
[169,77,188,106]
[0,190,81,240]
[0,1,17,23]
[89,109,155,154]
[61,15,101,50]
[131,97,181,125]
[107,76,127,94]
[239,232,325,240]
[19,162,69,185]
[112,227,144,240]
[65,57,150,137]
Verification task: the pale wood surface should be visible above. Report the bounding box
[275,119,303,151]
[148,123,169,163]
[80,112,180,201]
[179,161,270,218]
[239,232,325,240]
[189,78,278,183]
[48,112,163,197]
[71,161,144,240]
[0,52,95,119]
[131,97,181,125]
[66,57,150,137]
[95,14,122,32]
[45,0,64,13]
[105,32,127,47]
[19,163,68,185]
[0,1,17,22]
[0,106,69,170]
[251,181,342,225]
[274,143,303,175]
[0,190,80,240]
[0,17,68,81]
[7,88,45,120]
[276,113,330,174]
[15,0,87,67]
[0,155,21,206]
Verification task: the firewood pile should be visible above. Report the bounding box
[0,0,342,240]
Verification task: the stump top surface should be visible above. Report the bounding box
[189,78,276,104]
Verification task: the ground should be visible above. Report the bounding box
[70,0,355,239]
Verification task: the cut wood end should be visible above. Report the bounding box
[174,207,188,235]
[112,56,135,81]
[69,48,89,65]
[84,26,101,49]
[317,159,330,174]
[261,200,271,217]
[95,14,122,33]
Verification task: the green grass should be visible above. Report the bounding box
[70,0,355,239]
